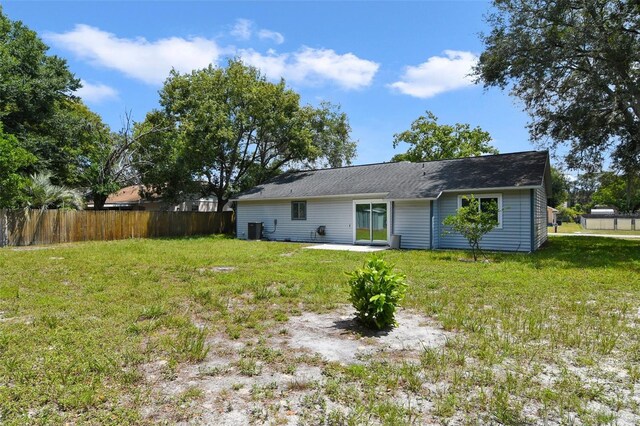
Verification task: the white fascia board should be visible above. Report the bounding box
[388,197,437,201]
[231,193,389,202]
[438,185,541,197]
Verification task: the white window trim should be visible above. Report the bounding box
[291,200,307,220]
[457,193,503,229]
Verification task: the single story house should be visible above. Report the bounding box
[87,184,219,211]
[547,206,558,225]
[232,150,552,252]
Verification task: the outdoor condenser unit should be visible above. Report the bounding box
[248,222,262,240]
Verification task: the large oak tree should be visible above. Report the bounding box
[0,124,36,208]
[475,0,640,174]
[0,6,79,139]
[1,6,115,205]
[137,59,357,211]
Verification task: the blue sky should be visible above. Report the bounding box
[4,1,540,165]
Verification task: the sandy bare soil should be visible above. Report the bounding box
[286,308,448,364]
[140,306,449,425]
[139,304,640,425]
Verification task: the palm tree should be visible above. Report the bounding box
[25,173,84,210]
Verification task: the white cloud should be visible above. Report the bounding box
[257,29,284,45]
[240,47,379,89]
[231,19,284,44]
[240,49,287,79]
[46,25,221,85]
[48,23,377,91]
[75,80,118,103]
[389,50,478,98]
[230,18,253,40]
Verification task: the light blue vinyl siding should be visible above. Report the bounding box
[436,190,533,252]
[236,199,354,243]
[432,200,440,249]
[237,188,542,251]
[533,187,548,250]
[392,200,430,249]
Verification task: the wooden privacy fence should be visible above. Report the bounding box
[0,209,235,247]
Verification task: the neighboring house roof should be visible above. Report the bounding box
[233,151,551,201]
[95,185,215,206]
[590,208,616,215]
[105,185,148,204]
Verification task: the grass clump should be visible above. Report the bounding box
[138,304,167,320]
[174,328,209,363]
[347,256,407,330]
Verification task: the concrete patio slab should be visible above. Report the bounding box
[304,243,389,252]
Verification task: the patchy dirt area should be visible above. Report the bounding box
[9,245,54,251]
[138,303,640,425]
[533,353,640,425]
[286,306,449,364]
[0,310,33,324]
[139,306,449,424]
[196,266,236,273]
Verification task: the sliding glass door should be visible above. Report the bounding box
[354,201,388,245]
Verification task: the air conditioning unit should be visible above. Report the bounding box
[248,222,262,240]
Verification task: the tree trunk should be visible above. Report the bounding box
[626,174,632,213]
[216,195,227,212]
[93,194,108,210]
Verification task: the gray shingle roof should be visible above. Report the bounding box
[234,151,550,201]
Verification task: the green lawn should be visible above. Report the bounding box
[1,236,639,424]
[550,221,640,235]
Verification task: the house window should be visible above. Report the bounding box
[291,201,307,220]
[459,194,502,227]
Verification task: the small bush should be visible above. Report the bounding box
[347,256,407,330]
[442,195,499,261]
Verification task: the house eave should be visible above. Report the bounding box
[438,185,542,196]
[388,196,438,201]
[232,186,541,203]
[231,192,390,202]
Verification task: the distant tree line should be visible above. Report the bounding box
[551,168,640,219]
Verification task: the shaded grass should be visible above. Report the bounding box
[0,235,638,423]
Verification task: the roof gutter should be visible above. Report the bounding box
[437,185,542,197]
[230,192,390,202]
[232,185,544,202]
[388,197,438,201]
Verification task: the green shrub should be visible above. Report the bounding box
[442,195,499,261]
[556,205,583,223]
[347,256,407,330]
